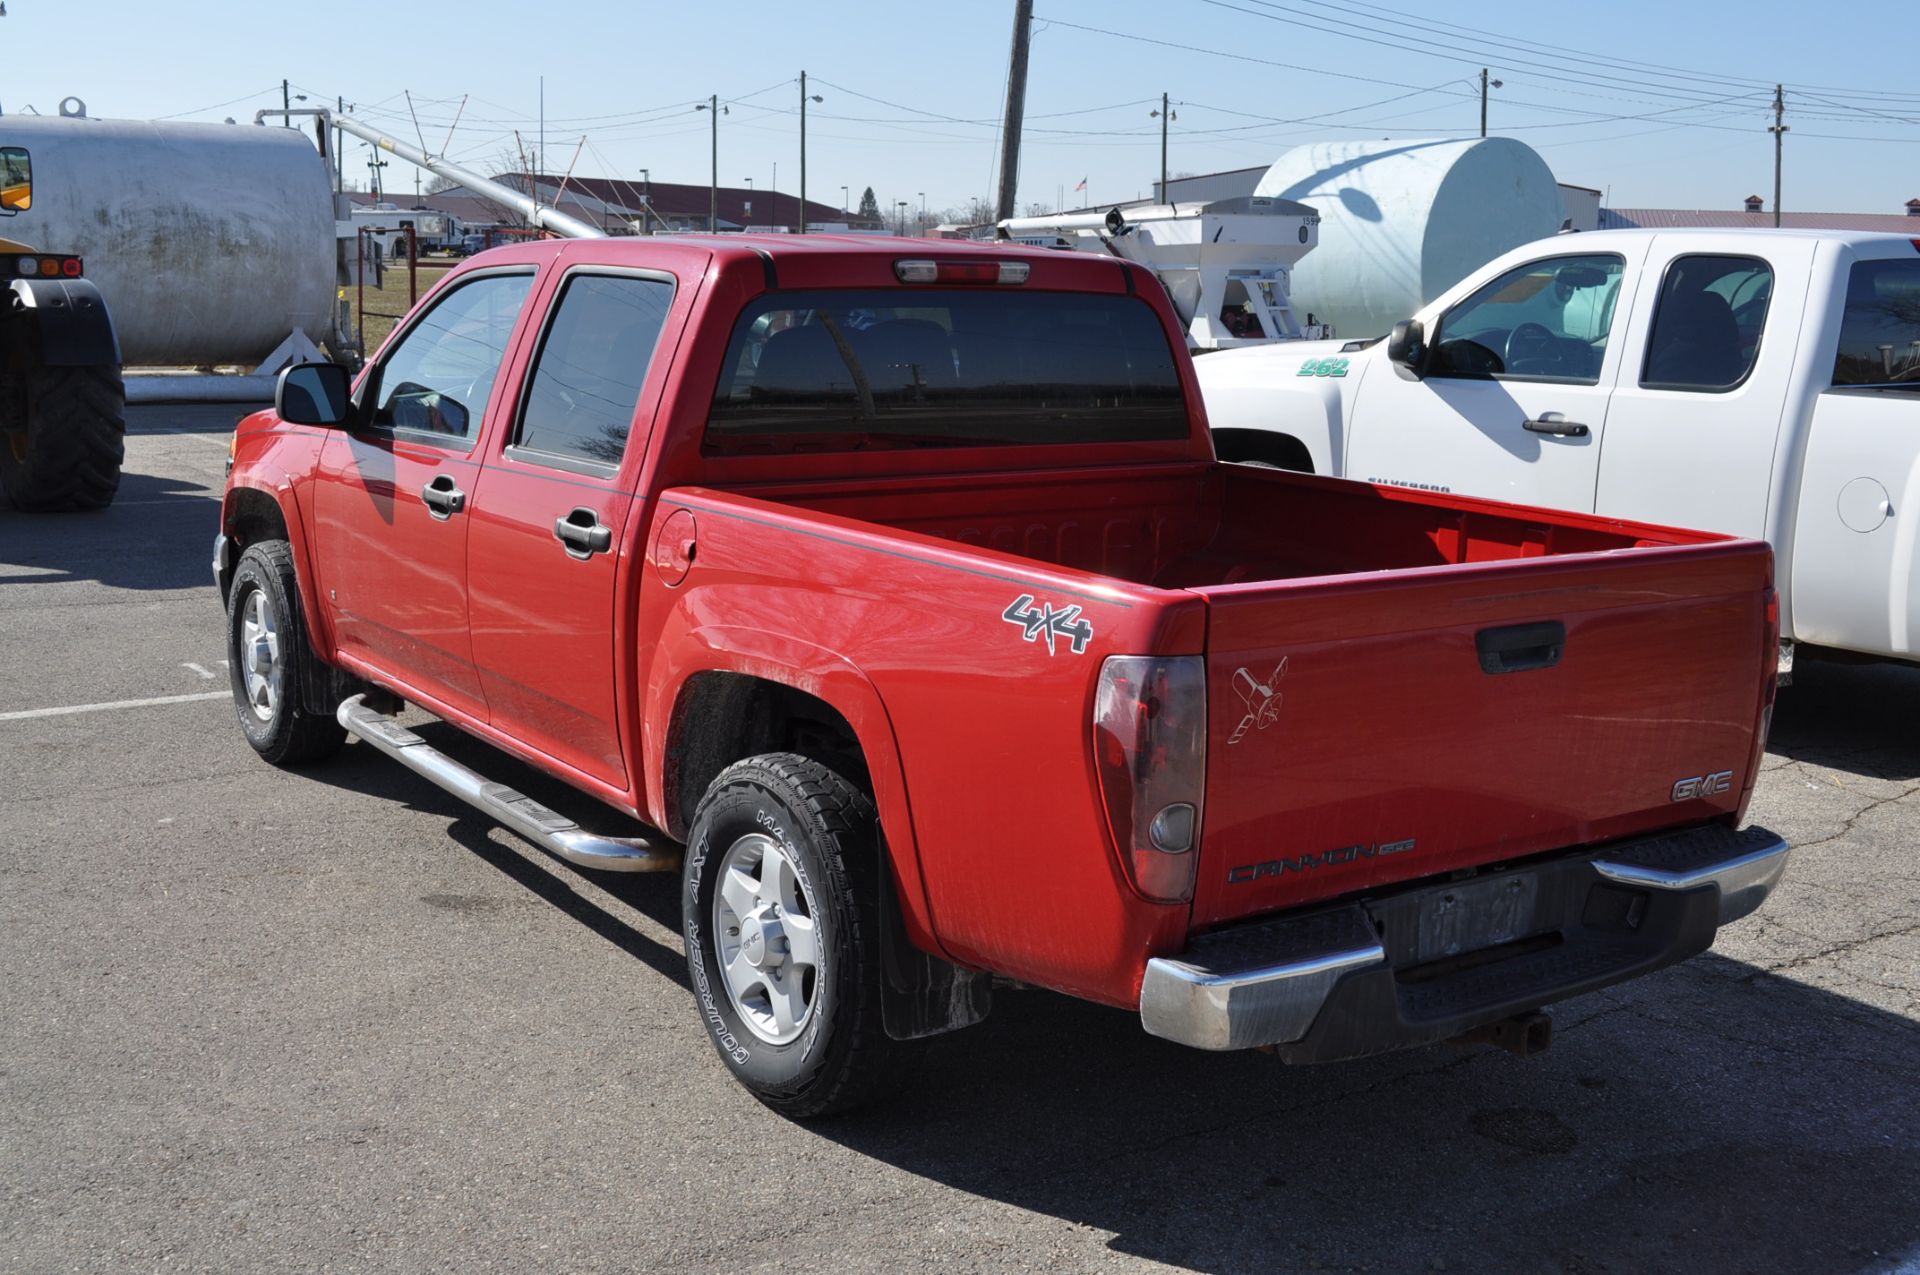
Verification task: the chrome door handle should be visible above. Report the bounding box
[554,507,613,559]
[421,474,466,519]
[1523,412,1589,438]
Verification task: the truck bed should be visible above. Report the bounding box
[722,463,1774,938]
[749,462,1717,590]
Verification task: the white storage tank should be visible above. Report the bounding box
[0,113,336,365]
[1254,137,1563,341]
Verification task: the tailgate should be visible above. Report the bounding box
[1190,542,1772,929]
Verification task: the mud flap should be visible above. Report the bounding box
[879,856,991,1040]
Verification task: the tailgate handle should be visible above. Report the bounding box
[1477,621,1565,675]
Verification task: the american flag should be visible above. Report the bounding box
[1073,177,1088,192]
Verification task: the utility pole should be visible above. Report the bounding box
[994,0,1033,223]
[282,79,291,128]
[335,96,345,194]
[1769,84,1788,229]
[1480,68,1488,138]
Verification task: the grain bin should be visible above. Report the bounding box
[1254,137,1563,340]
[0,113,336,365]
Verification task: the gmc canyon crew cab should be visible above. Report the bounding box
[1197,229,1920,674]
[215,234,1787,1117]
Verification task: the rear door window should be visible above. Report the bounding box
[704,289,1186,453]
[1428,254,1625,384]
[512,273,676,470]
[1832,258,1920,388]
[1641,255,1773,392]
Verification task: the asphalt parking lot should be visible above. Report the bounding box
[2,404,1917,1274]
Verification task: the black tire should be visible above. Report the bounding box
[684,753,919,1119]
[0,361,126,512]
[225,540,345,767]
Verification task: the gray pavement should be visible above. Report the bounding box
[1,405,1916,1274]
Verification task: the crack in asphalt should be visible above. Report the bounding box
[1752,919,1920,980]
[1775,779,1920,855]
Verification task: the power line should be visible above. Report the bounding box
[1198,0,1784,110]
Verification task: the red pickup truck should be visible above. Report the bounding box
[216,234,1787,1117]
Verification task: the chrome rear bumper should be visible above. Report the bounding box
[1140,824,1788,1055]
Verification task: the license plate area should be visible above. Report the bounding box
[1380,871,1546,967]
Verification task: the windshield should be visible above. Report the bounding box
[704,289,1187,454]
[1833,258,1920,388]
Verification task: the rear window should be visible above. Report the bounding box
[704,289,1187,454]
[1833,258,1920,388]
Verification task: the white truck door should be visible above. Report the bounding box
[1346,249,1636,510]
[1791,247,1920,658]
[1596,239,1813,539]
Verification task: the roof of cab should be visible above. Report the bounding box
[1570,226,1920,248]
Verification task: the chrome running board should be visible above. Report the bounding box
[337,694,679,873]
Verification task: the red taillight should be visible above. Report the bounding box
[61,256,82,277]
[1092,655,1207,903]
[893,258,1030,285]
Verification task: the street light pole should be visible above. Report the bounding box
[1478,69,1502,137]
[799,72,823,234]
[1150,93,1176,200]
[695,96,723,231]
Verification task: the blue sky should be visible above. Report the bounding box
[6,0,1917,218]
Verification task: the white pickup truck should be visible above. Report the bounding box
[1197,228,1920,668]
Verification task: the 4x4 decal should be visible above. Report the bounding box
[1003,594,1094,655]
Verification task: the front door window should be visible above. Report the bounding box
[1428,254,1626,384]
[371,272,535,443]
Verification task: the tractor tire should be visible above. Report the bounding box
[0,362,126,512]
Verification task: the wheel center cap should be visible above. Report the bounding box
[739,909,785,969]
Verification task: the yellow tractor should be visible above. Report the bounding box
[1,142,124,511]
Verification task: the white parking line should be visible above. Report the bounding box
[127,427,236,450]
[0,691,228,722]
[182,662,216,680]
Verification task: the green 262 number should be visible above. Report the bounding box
[1297,357,1349,378]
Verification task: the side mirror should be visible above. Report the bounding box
[0,146,31,215]
[1386,319,1425,373]
[276,362,353,427]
